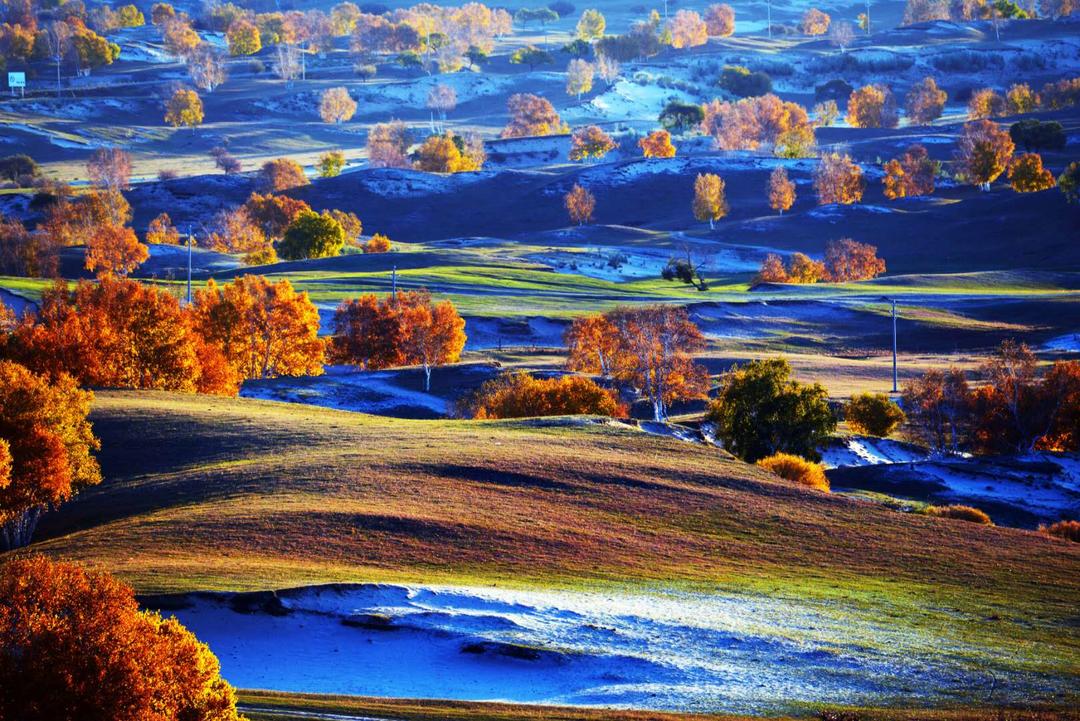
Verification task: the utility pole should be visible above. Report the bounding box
[391,265,397,302]
[186,225,193,306]
[890,299,898,393]
[767,0,772,39]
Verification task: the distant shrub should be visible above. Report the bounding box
[1039,520,1080,542]
[845,393,905,437]
[756,453,830,492]
[548,1,576,17]
[923,505,994,525]
[815,79,852,104]
[809,52,913,75]
[719,65,772,97]
[157,168,179,181]
[0,154,38,182]
[258,158,309,193]
[363,233,391,253]
[659,100,705,132]
[248,59,265,74]
[931,51,1004,73]
[462,371,625,419]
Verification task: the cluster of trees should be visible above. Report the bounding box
[565,306,709,421]
[0,0,120,88]
[0,556,244,720]
[967,79,1080,119]
[329,290,465,390]
[755,238,886,285]
[904,0,1077,25]
[502,93,569,138]
[902,341,1080,454]
[460,370,624,419]
[702,94,815,158]
[413,131,485,172]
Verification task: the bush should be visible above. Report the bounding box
[931,51,1003,73]
[756,453,830,492]
[719,65,772,98]
[462,371,625,419]
[1009,120,1066,152]
[844,393,905,437]
[815,79,852,104]
[923,505,993,525]
[279,210,345,260]
[0,154,38,182]
[1039,520,1080,542]
[659,100,705,132]
[707,358,836,462]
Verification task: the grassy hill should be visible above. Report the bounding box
[23,391,1080,685]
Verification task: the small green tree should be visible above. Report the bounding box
[844,392,905,437]
[278,210,345,260]
[1057,161,1080,204]
[317,150,346,178]
[510,46,554,70]
[706,357,836,461]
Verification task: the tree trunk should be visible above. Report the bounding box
[1,507,43,551]
[423,364,432,392]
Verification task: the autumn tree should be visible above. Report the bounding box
[320,86,357,124]
[396,290,466,391]
[227,18,261,55]
[787,252,826,283]
[883,143,938,199]
[814,152,864,204]
[823,238,885,282]
[502,93,568,138]
[329,293,402,369]
[576,9,605,40]
[692,173,728,229]
[364,233,391,253]
[1059,161,1080,204]
[569,125,615,162]
[829,21,854,52]
[318,149,346,178]
[367,121,411,168]
[639,129,676,158]
[565,314,619,376]
[707,357,835,461]
[210,145,242,174]
[84,224,149,278]
[509,45,554,70]
[754,253,788,284]
[902,368,971,452]
[187,42,227,92]
[813,100,839,127]
[846,84,898,128]
[86,146,131,193]
[1007,152,1056,193]
[164,87,204,132]
[1005,83,1037,115]
[0,556,244,719]
[258,157,309,192]
[564,183,596,225]
[162,16,200,57]
[566,58,594,99]
[244,193,311,241]
[667,10,708,49]
[279,210,345,260]
[189,275,325,381]
[905,77,947,124]
[768,166,796,214]
[800,8,831,35]
[414,132,484,173]
[955,119,1014,191]
[845,392,906,437]
[463,371,623,419]
[968,88,1006,120]
[0,363,99,549]
[704,4,735,37]
[0,215,58,278]
[702,94,814,157]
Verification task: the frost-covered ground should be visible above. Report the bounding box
[159,582,1065,714]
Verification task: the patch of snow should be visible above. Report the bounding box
[821,436,931,470]
[1044,332,1080,352]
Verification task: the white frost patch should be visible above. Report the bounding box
[821,436,931,470]
[1044,332,1080,352]
[241,366,450,416]
[578,79,694,123]
[160,582,1059,714]
[355,167,494,198]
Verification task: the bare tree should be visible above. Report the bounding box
[45,20,72,97]
[829,21,854,53]
[87,147,132,193]
[274,43,303,85]
[187,43,227,92]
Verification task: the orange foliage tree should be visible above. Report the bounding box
[569,125,615,161]
[367,121,411,168]
[0,215,58,278]
[564,183,596,225]
[206,207,276,265]
[394,290,466,391]
[955,119,1014,191]
[329,293,402,369]
[639,129,676,158]
[244,192,311,241]
[692,173,728,228]
[84,224,149,278]
[462,371,625,419]
[968,88,1006,120]
[846,84,898,128]
[883,144,938,199]
[800,8,830,34]
[1008,153,1056,193]
[501,93,568,138]
[787,252,826,283]
[41,188,131,248]
[567,306,709,421]
[4,278,236,396]
[667,9,707,48]
[0,362,100,549]
[0,555,244,719]
[813,152,864,204]
[905,77,947,124]
[146,212,182,245]
[1005,83,1037,115]
[702,94,813,156]
[768,166,796,213]
[823,238,885,282]
[754,253,788,284]
[258,157,310,192]
[189,276,325,381]
[364,233,392,253]
[703,4,735,37]
[413,132,484,173]
[86,146,132,192]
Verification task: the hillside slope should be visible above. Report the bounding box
[21,391,1080,697]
